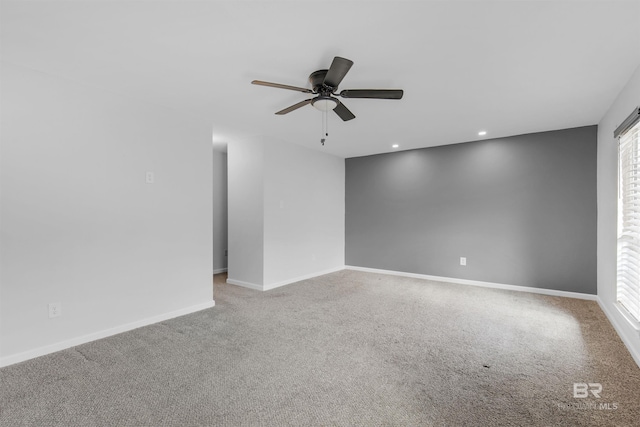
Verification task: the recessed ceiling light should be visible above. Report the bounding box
[478,131,487,136]
[392,144,399,148]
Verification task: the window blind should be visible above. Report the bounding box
[617,116,640,323]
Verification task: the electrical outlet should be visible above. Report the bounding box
[460,257,467,266]
[48,302,61,318]
[145,171,155,184]
[224,249,228,256]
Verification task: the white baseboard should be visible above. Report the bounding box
[345,265,598,301]
[0,299,215,368]
[596,298,640,368]
[263,266,345,291]
[227,266,346,292]
[213,268,228,274]
[226,278,263,291]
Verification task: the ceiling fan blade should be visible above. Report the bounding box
[339,89,404,99]
[323,57,354,88]
[275,99,313,115]
[333,101,356,121]
[252,80,313,94]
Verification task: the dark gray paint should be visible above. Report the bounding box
[345,126,597,294]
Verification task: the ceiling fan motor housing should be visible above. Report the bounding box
[309,69,332,93]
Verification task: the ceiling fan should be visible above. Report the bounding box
[251,56,403,122]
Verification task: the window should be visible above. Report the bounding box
[617,107,640,323]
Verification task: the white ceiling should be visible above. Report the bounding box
[2,0,639,158]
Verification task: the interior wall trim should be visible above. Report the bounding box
[345,265,598,301]
[227,266,346,292]
[263,266,346,291]
[597,299,640,368]
[0,300,216,368]
[226,278,263,291]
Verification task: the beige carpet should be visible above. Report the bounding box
[1,270,639,426]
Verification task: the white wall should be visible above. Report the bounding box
[263,141,345,288]
[212,150,228,273]
[227,139,265,288]
[0,63,214,366]
[597,64,640,366]
[227,137,345,290]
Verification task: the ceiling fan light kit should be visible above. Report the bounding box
[311,96,338,112]
[252,56,403,124]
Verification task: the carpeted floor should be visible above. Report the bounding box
[1,270,639,426]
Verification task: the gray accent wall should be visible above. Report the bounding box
[345,126,597,294]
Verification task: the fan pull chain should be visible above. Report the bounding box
[321,110,328,146]
[326,109,329,138]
